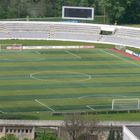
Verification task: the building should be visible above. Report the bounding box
[0,120,63,140]
[123,125,140,140]
[0,120,140,140]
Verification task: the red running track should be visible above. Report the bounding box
[111,48,140,61]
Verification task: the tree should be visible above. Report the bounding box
[63,114,98,140]
[78,0,89,6]
[101,0,125,24]
[120,0,140,24]
[107,127,115,140]
[0,0,9,19]
[36,133,60,140]
[6,0,19,18]
[23,138,29,140]
[101,0,140,24]
[116,130,122,140]
[0,0,139,24]
[0,134,18,140]
[107,126,122,140]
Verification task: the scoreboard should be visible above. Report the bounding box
[62,6,94,20]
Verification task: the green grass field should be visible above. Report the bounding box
[0,44,140,120]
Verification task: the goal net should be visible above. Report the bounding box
[112,98,140,110]
[0,44,23,52]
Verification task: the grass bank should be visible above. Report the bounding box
[0,40,114,48]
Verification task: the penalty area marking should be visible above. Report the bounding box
[78,95,127,99]
[35,99,55,112]
[0,110,7,114]
[0,58,46,62]
[30,71,92,82]
[86,104,112,111]
[86,105,95,111]
[65,50,81,59]
[35,51,41,54]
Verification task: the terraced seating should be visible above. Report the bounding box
[115,28,140,39]
[54,32,100,41]
[101,35,140,47]
[0,21,139,48]
[49,23,101,41]
[51,23,101,34]
[0,22,50,31]
[0,22,101,41]
[10,31,49,39]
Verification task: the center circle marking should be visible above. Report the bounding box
[30,71,91,82]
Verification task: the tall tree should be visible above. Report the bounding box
[101,0,125,24]
[78,0,89,7]
[121,0,140,23]
[7,0,19,18]
[0,0,139,24]
[0,0,9,18]
[101,0,140,24]
[63,114,98,140]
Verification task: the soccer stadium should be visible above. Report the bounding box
[0,0,140,139]
[0,19,140,118]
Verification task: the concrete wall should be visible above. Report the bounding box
[0,126,35,140]
[123,126,139,140]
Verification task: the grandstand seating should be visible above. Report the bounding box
[54,33,100,41]
[10,31,49,39]
[51,23,101,34]
[0,22,50,31]
[101,35,140,47]
[0,21,140,48]
[115,28,140,39]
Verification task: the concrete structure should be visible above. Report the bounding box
[123,126,140,140]
[0,126,34,140]
[0,120,140,139]
[0,21,140,48]
[0,120,63,140]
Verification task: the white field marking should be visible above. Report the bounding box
[91,74,136,77]
[101,49,140,67]
[0,110,7,114]
[0,58,45,61]
[1,59,10,61]
[40,97,75,101]
[65,50,81,59]
[35,99,55,112]
[78,95,127,99]
[87,105,112,110]
[30,71,92,82]
[35,51,41,54]
[86,105,95,111]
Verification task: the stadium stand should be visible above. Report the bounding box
[101,35,140,47]
[115,27,140,39]
[54,33,100,41]
[10,31,49,39]
[0,21,140,48]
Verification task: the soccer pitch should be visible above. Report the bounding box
[0,47,140,119]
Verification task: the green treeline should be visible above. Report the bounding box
[0,0,140,24]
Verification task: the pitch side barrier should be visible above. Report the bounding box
[0,21,140,48]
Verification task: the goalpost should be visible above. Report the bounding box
[112,98,140,111]
[0,44,23,52]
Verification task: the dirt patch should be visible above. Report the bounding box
[111,48,140,61]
